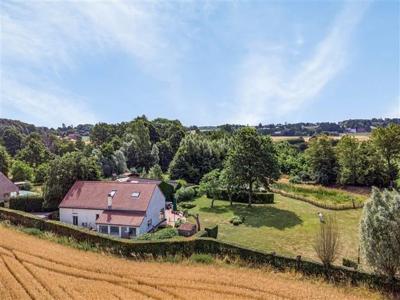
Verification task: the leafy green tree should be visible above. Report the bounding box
[17,133,51,167]
[169,134,226,184]
[156,140,174,172]
[336,135,359,185]
[43,152,101,209]
[357,141,389,187]
[199,169,221,208]
[223,127,280,206]
[90,122,114,146]
[371,124,400,186]
[10,160,34,182]
[147,164,163,180]
[360,188,400,280]
[75,136,85,151]
[305,135,337,185]
[34,163,49,184]
[113,149,127,175]
[275,141,306,176]
[0,145,11,175]
[1,127,23,156]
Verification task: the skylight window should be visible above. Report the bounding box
[109,190,117,197]
[131,192,140,198]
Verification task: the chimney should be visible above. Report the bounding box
[107,195,112,209]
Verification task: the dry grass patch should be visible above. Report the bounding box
[0,225,382,299]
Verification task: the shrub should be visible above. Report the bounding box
[137,228,178,241]
[10,160,34,182]
[175,186,197,202]
[159,181,174,202]
[190,254,214,264]
[9,195,44,212]
[175,179,188,191]
[209,189,274,204]
[230,216,244,226]
[180,202,196,209]
[343,258,358,270]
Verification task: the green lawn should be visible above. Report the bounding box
[188,195,362,264]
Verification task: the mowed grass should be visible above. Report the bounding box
[189,195,362,263]
[272,182,367,206]
[0,225,380,300]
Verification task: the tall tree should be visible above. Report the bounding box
[336,135,359,185]
[357,141,389,187]
[10,160,34,182]
[16,133,51,167]
[43,152,101,209]
[360,188,400,280]
[199,169,221,208]
[90,122,114,146]
[371,124,400,186]
[305,135,337,185]
[0,145,11,175]
[223,127,280,206]
[1,127,23,156]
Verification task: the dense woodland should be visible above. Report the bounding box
[0,117,399,210]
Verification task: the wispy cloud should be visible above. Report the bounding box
[232,2,370,125]
[0,1,181,126]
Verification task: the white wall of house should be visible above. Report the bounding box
[59,208,103,229]
[139,186,165,235]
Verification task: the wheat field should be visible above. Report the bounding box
[0,225,380,300]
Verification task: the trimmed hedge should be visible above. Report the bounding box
[208,189,274,204]
[0,207,398,292]
[9,195,45,212]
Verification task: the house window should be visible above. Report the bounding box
[72,215,78,226]
[110,226,119,236]
[95,214,99,220]
[99,225,108,234]
[147,219,152,227]
[131,192,140,198]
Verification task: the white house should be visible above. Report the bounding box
[59,181,166,238]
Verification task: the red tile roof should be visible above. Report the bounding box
[59,181,158,211]
[96,211,144,227]
[0,172,19,197]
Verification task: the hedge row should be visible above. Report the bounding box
[9,195,46,212]
[271,188,363,210]
[0,207,397,292]
[207,189,274,204]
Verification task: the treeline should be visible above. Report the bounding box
[277,124,400,188]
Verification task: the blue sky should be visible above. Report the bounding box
[1,0,399,127]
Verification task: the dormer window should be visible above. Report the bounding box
[131,192,140,198]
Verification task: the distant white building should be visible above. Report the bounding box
[59,181,166,238]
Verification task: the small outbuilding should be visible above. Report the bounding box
[178,222,197,237]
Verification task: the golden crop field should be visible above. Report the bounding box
[0,225,380,300]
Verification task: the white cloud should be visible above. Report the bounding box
[232,2,370,125]
[0,1,181,126]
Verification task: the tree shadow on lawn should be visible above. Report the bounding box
[200,204,303,230]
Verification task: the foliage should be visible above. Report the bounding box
[169,134,227,184]
[180,202,196,209]
[43,152,101,209]
[34,163,49,184]
[209,189,274,204]
[158,181,174,202]
[336,135,359,185]
[137,228,179,240]
[147,164,163,180]
[189,254,214,264]
[230,216,244,226]
[342,258,358,270]
[9,195,44,212]
[1,126,23,156]
[0,145,10,175]
[275,141,306,176]
[90,122,114,146]
[199,169,222,207]
[360,188,400,279]
[371,124,400,185]
[175,186,197,202]
[313,214,341,267]
[10,160,34,182]
[305,135,337,185]
[223,127,280,206]
[16,133,51,167]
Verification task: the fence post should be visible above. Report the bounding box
[296,255,302,271]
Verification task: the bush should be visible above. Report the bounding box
[190,254,214,264]
[175,186,197,202]
[159,181,175,202]
[180,202,196,209]
[10,160,34,182]
[175,179,188,191]
[9,195,44,212]
[137,228,178,241]
[208,189,274,204]
[343,258,358,270]
[230,216,244,226]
